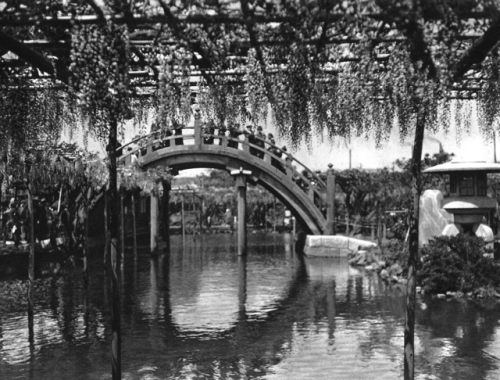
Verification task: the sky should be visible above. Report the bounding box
[72,107,496,176]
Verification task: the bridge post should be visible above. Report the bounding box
[326,163,336,235]
[150,191,159,253]
[231,168,252,256]
[147,135,154,155]
[194,109,202,147]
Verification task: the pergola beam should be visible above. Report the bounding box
[0,11,494,28]
[0,31,69,84]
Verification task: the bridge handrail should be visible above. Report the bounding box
[118,128,326,188]
[117,127,328,211]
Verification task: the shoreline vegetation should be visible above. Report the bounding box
[348,235,500,301]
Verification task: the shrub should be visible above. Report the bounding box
[380,239,409,272]
[419,235,500,294]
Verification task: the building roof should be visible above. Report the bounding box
[423,161,500,174]
[442,196,497,210]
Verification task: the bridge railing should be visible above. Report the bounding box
[118,122,329,216]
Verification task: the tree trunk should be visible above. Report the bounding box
[107,117,121,380]
[404,107,425,380]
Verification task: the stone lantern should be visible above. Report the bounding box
[423,161,500,244]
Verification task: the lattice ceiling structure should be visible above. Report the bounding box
[4,3,500,380]
[1,0,500,148]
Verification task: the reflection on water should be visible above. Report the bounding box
[0,233,500,379]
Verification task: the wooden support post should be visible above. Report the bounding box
[404,104,426,380]
[131,191,138,259]
[181,194,185,242]
[273,197,276,233]
[194,109,202,147]
[27,184,35,339]
[231,168,251,256]
[120,187,125,261]
[146,135,154,155]
[238,255,247,314]
[104,188,109,266]
[107,117,121,380]
[150,191,159,253]
[326,163,336,235]
[84,188,89,286]
[200,199,201,235]
[161,180,170,250]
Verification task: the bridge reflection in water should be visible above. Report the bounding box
[1,234,500,379]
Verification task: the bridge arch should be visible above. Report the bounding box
[118,119,335,235]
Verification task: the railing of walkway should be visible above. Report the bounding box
[118,121,329,217]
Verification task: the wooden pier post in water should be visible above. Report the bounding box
[161,180,170,251]
[231,168,251,256]
[151,191,159,253]
[326,164,336,235]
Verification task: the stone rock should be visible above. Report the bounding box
[380,269,389,280]
[389,263,403,277]
[473,223,494,243]
[377,260,386,269]
[419,189,453,247]
[442,223,462,237]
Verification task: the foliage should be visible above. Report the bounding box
[380,239,410,273]
[2,0,499,154]
[119,161,171,196]
[419,235,500,294]
[70,21,131,139]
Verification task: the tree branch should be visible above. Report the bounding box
[0,31,69,84]
[452,15,500,82]
[84,0,106,19]
[376,0,438,80]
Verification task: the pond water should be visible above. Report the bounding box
[1,233,500,380]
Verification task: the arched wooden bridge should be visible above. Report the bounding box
[118,116,335,235]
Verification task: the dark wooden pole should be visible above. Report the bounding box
[161,180,170,250]
[404,105,425,380]
[104,187,109,266]
[107,117,121,380]
[150,191,159,253]
[181,194,185,242]
[131,191,137,259]
[27,183,35,339]
[120,187,125,261]
[83,187,89,286]
[234,174,248,256]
